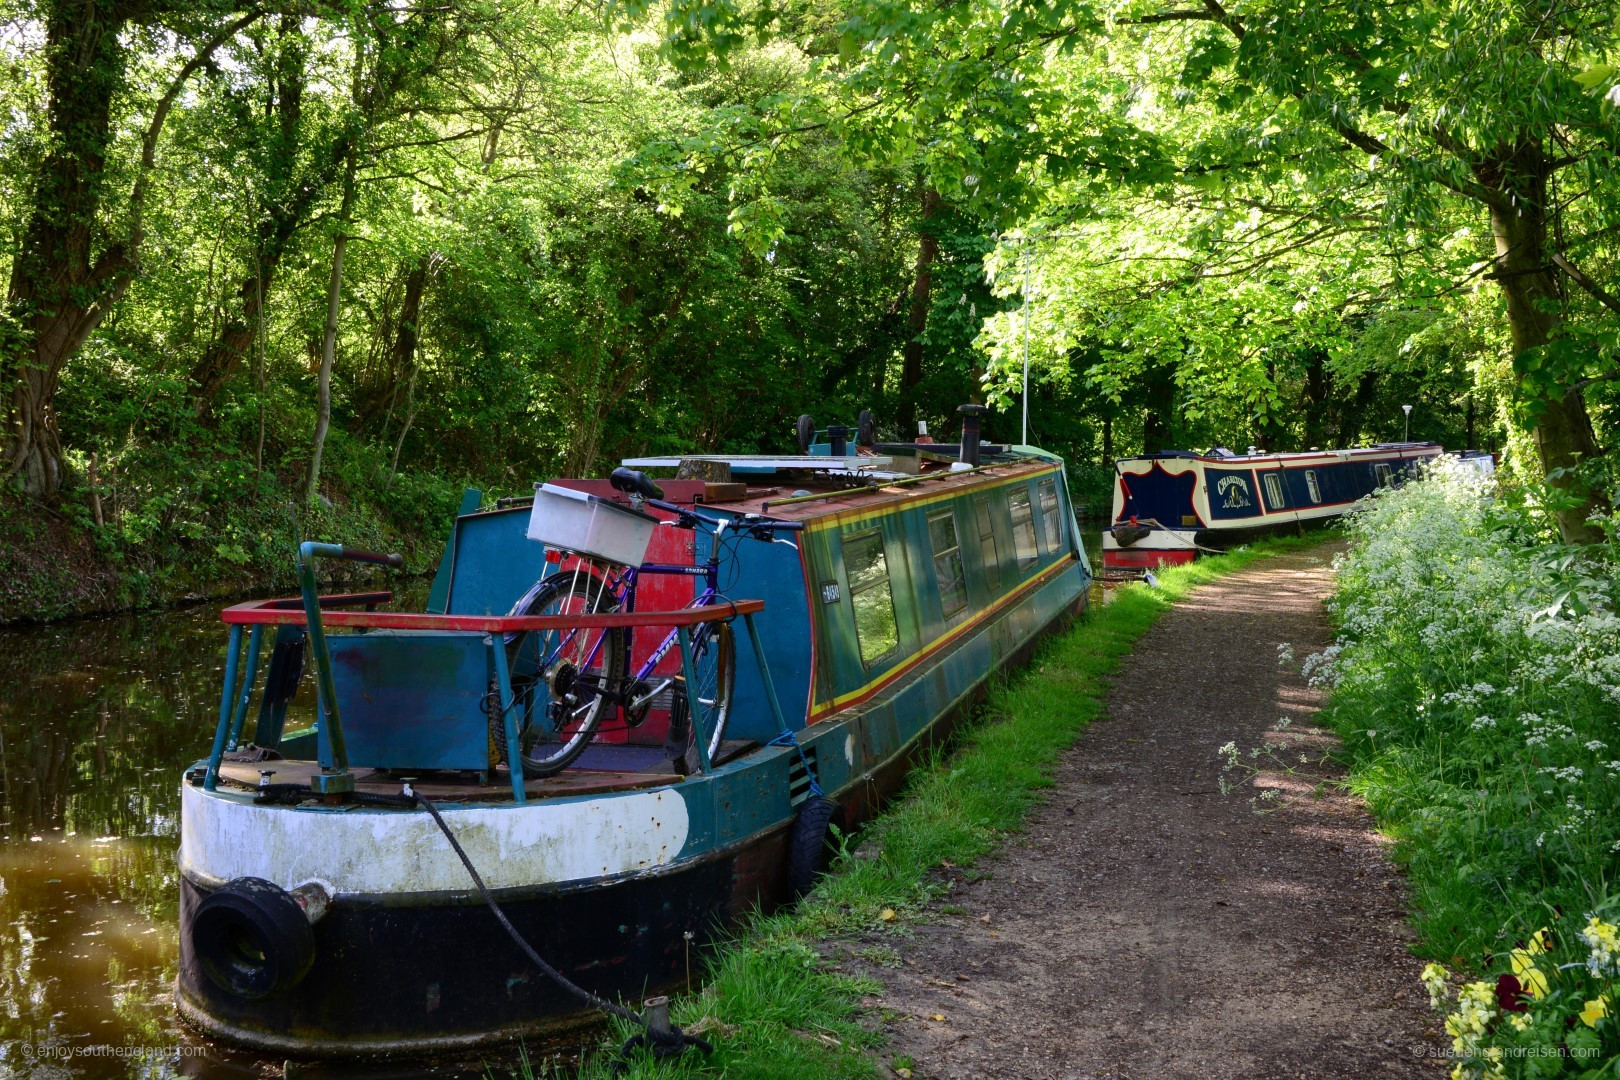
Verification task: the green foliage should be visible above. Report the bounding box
[1322,462,1620,1008]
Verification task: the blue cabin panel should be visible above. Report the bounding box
[695,525,814,739]
[1120,465,1200,526]
[1204,467,1262,520]
[443,507,551,617]
[325,631,491,771]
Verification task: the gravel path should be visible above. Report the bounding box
[845,546,1447,1079]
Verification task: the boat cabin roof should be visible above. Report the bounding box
[631,453,1063,526]
[1121,442,1442,467]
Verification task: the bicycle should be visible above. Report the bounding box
[494,468,803,778]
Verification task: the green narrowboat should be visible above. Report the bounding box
[176,418,1092,1055]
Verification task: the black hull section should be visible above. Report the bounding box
[177,841,780,1055]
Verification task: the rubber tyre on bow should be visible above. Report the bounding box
[190,876,316,1000]
[787,795,845,900]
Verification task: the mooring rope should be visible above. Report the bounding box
[411,791,713,1067]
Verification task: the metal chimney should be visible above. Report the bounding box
[957,404,988,467]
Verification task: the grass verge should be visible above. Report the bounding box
[516,532,1328,1079]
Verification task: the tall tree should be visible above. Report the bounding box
[2,3,259,497]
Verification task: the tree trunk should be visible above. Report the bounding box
[897,187,941,433]
[1141,364,1175,454]
[2,5,132,497]
[189,28,334,411]
[307,169,357,504]
[362,255,428,429]
[1486,149,1606,543]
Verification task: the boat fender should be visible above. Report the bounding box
[788,795,845,899]
[191,877,328,1000]
[1111,524,1152,547]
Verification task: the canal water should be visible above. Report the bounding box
[0,531,1104,1078]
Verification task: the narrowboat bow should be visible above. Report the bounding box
[176,421,1092,1055]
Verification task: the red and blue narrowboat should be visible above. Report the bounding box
[175,410,1092,1056]
[1100,443,1446,575]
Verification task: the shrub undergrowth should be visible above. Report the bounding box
[513,535,1321,1079]
[1317,461,1620,1077]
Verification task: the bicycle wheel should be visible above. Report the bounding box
[671,619,735,772]
[500,570,625,778]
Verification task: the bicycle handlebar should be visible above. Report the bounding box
[643,500,804,538]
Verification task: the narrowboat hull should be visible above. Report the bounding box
[176,520,1088,1055]
[1101,443,1444,575]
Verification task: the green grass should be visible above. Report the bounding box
[508,532,1327,1080]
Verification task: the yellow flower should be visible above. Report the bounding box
[1527,927,1552,954]
[1509,1014,1531,1032]
[1422,963,1450,1008]
[1583,916,1620,977]
[1581,997,1609,1028]
[1521,966,1549,999]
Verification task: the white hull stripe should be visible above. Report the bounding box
[178,784,690,895]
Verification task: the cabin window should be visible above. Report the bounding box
[1037,478,1063,554]
[844,530,899,665]
[1374,463,1393,487]
[1262,473,1285,509]
[1008,487,1039,571]
[974,497,1002,593]
[928,510,968,620]
[1304,470,1322,503]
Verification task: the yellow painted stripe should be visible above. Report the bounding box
[808,554,1077,720]
[805,464,1061,534]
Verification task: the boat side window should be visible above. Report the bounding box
[1008,487,1039,571]
[928,509,968,621]
[1037,477,1063,555]
[1262,473,1285,509]
[1374,463,1393,487]
[1304,470,1322,503]
[844,530,899,666]
[974,496,1002,593]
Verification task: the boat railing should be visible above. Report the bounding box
[204,591,786,805]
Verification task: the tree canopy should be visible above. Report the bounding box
[0,0,1615,589]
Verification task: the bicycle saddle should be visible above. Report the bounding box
[610,467,665,500]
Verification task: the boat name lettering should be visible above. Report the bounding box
[820,581,841,604]
[1216,475,1252,509]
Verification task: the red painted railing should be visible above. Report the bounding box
[222,594,764,632]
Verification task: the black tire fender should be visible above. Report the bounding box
[787,795,845,899]
[190,876,317,1000]
[795,414,816,454]
[857,408,876,447]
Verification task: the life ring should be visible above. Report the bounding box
[787,795,845,899]
[191,877,318,999]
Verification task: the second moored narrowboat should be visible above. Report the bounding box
[1101,443,1448,575]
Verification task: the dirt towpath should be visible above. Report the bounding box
[848,546,1446,1079]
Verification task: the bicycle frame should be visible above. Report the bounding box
[529,520,732,729]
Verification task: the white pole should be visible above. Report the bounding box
[1021,253,1031,446]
